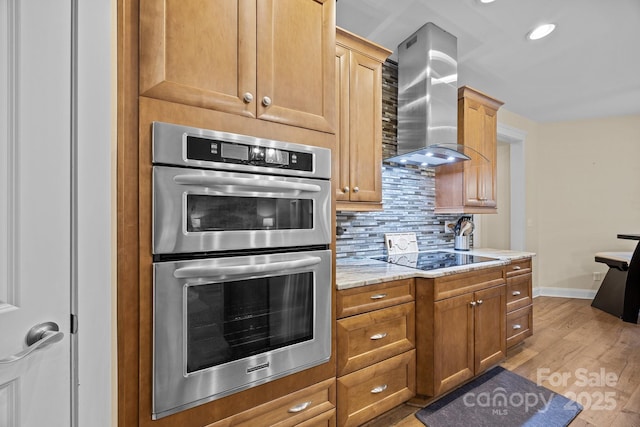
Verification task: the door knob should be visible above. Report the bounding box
[0,321,64,364]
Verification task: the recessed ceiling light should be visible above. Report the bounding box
[527,23,556,40]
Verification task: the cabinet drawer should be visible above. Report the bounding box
[337,302,415,376]
[337,279,414,318]
[337,350,415,427]
[506,259,532,278]
[295,409,336,427]
[432,266,504,301]
[507,273,532,312]
[206,378,335,427]
[507,305,533,348]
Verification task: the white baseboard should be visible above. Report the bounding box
[532,287,597,300]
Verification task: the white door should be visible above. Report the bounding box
[0,0,72,425]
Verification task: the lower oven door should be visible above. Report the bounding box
[153,166,331,254]
[152,249,332,419]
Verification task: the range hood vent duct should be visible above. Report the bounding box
[386,23,484,167]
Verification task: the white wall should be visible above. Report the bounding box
[494,110,640,297]
[536,115,640,296]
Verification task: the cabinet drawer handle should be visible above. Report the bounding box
[513,266,522,270]
[513,324,522,330]
[243,92,254,103]
[288,401,312,413]
[370,332,388,340]
[371,384,388,394]
[512,290,521,296]
[370,293,387,300]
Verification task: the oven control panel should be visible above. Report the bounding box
[186,135,313,172]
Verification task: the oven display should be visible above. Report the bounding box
[185,136,312,171]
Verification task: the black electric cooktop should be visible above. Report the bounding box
[372,250,497,271]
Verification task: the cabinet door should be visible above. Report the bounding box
[433,293,475,395]
[347,50,383,202]
[335,45,351,201]
[256,0,335,133]
[461,98,498,208]
[474,285,506,373]
[479,104,498,207]
[462,98,487,206]
[139,0,257,117]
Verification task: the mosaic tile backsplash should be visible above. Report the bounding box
[335,59,467,259]
[336,166,463,258]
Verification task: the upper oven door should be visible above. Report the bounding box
[153,166,331,254]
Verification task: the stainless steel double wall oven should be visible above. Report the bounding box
[151,122,332,419]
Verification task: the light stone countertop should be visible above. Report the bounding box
[336,248,536,290]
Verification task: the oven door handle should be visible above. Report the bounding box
[173,256,323,279]
[173,174,322,194]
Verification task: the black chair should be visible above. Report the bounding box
[622,242,640,323]
[592,252,632,318]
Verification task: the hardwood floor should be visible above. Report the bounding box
[362,296,640,427]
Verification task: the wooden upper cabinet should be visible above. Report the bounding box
[435,86,503,214]
[335,27,391,211]
[139,0,336,134]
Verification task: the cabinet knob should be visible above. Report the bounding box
[513,324,522,330]
[243,92,253,103]
[476,299,483,305]
[512,290,521,296]
[371,384,388,394]
[262,96,272,107]
[470,301,477,307]
[287,401,311,413]
[353,186,359,193]
[342,186,350,193]
[370,332,388,340]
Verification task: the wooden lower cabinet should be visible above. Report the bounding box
[205,378,336,427]
[505,258,534,348]
[416,266,506,397]
[336,278,415,318]
[507,304,533,348]
[337,350,415,427]
[337,302,415,376]
[336,279,416,426]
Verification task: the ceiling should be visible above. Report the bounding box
[336,0,640,123]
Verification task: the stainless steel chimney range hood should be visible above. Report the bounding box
[386,22,486,167]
